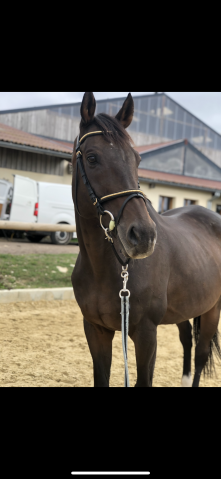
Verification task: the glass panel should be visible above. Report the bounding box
[148,96,158,135]
[206,130,215,149]
[138,97,148,133]
[131,98,140,132]
[50,107,60,114]
[61,106,72,116]
[191,118,203,147]
[96,101,107,114]
[108,101,119,117]
[0,182,7,197]
[164,97,176,119]
[184,146,221,180]
[184,112,193,141]
[158,196,173,213]
[167,116,175,140]
[73,105,80,118]
[177,105,185,123]
[184,199,196,206]
[140,145,184,174]
[176,120,184,140]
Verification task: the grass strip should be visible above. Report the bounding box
[0,254,78,290]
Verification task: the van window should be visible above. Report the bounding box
[0,182,7,199]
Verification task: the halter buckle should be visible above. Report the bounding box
[104,228,113,243]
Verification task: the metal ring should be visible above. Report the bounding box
[100,210,115,231]
[121,271,128,278]
[119,289,131,298]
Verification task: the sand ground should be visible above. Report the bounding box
[1,299,221,387]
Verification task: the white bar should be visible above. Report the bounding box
[0,221,76,232]
[71,473,150,475]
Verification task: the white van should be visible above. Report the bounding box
[0,175,76,245]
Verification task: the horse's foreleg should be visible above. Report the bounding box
[177,321,192,387]
[130,318,157,387]
[83,318,115,387]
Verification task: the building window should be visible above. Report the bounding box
[184,199,197,206]
[216,205,221,215]
[158,196,173,214]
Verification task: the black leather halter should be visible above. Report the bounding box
[75,130,147,266]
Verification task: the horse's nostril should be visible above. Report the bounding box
[128,226,140,246]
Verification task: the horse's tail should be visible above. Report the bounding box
[193,316,221,377]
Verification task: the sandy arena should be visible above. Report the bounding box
[1,299,221,387]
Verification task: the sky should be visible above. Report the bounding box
[0,92,221,134]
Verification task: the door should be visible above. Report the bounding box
[0,180,13,219]
[0,180,7,219]
[10,175,38,223]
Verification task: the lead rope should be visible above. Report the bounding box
[119,265,130,387]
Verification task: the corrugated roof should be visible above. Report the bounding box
[138,168,221,190]
[0,123,73,154]
[135,139,185,154]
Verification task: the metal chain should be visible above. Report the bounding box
[119,265,130,387]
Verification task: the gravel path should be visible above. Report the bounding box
[0,238,79,255]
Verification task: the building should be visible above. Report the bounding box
[137,140,221,214]
[0,123,73,185]
[1,121,221,216]
[1,93,221,168]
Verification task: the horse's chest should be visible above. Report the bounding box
[72,271,121,329]
[78,288,122,330]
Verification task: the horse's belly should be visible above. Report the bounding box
[162,257,221,324]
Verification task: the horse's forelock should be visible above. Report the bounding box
[80,113,134,150]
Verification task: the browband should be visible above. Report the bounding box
[100,190,146,203]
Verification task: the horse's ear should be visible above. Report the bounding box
[115,93,134,129]
[80,92,96,124]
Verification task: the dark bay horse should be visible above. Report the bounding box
[71,92,221,387]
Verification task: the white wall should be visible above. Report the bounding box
[0,166,72,186]
[140,181,221,213]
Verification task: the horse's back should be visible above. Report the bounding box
[162,205,221,237]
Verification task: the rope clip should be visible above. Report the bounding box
[119,265,130,298]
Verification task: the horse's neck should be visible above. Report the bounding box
[76,215,118,279]
[146,202,162,227]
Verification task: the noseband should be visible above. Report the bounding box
[75,130,147,266]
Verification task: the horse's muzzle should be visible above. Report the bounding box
[118,220,157,259]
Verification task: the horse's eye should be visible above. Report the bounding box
[87,156,96,164]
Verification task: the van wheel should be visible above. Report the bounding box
[27,235,45,243]
[51,231,72,245]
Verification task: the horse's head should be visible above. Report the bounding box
[72,92,157,260]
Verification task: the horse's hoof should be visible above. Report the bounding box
[180,374,192,387]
